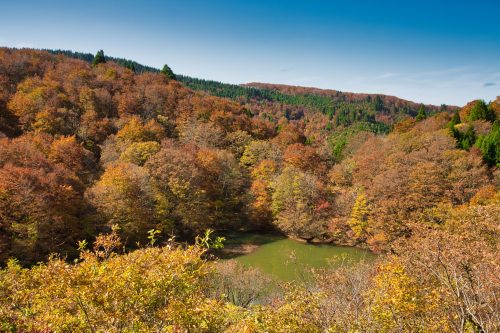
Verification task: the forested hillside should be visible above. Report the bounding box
[50,49,452,129]
[0,48,498,332]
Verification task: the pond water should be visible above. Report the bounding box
[223,233,375,282]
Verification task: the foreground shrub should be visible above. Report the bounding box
[0,234,232,332]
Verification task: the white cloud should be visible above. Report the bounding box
[377,72,398,79]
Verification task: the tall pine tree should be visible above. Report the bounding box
[161,64,176,80]
[92,50,106,66]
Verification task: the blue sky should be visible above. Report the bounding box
[1,0,499,106]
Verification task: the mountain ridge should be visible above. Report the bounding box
[42,48,454,110]
[243,82,459,109]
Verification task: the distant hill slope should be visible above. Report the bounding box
[46,49,454,130]
[244,82,453,112]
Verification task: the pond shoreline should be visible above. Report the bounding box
[216,243,261,258]
[215,232,377,282]
[215,231,373,259]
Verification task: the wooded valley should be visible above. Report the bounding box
[0,48,498,332]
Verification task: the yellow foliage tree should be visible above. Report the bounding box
[119,141,160,166]
[369,258,452,332]
[88,162,160,244]
[347,189,370,238]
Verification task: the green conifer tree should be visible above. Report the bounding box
[460,125,476,150]
[450,110,461,125]
[92,50,106,66]
[416,104,427,121]
[475,121,500,167]
[161,64,176,80]
[469,100,495,122]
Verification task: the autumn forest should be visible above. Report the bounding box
[0,48,498,332]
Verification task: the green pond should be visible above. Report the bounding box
[222,233,375,282]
